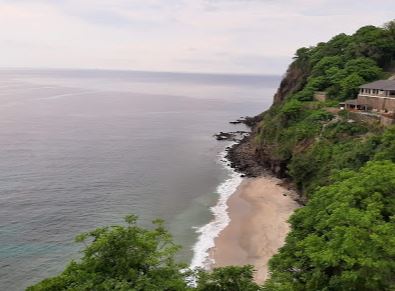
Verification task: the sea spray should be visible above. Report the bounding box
[190,144,242,269]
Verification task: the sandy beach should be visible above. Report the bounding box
[211,176,299,283]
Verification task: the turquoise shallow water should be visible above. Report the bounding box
[0,69,279,290]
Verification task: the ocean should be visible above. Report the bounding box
[0,69,280,290]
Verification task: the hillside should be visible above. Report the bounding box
[232,21,395,290]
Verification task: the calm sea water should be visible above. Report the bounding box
[0,69,279,290]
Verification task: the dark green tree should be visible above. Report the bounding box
[28,216,262,291]
[339,73,365,99]
[28,215,191,291]
[265,161,395,291]
[196,265,261,291]
[384,19,395,40]
[344,57,382,81]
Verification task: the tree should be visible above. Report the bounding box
[347,25,395,68]
[383,20,395,40]
[311,56,343,77]
[196,266,261,291]
[265,161,395,291]
[374,126,395,162]
[279,99,304,122]
[339,73,365,99]
[28,216,262,291]
[344,57,382,81]
[28,215,191,291]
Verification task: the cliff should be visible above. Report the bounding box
[272,61,309,105]
[229,21,395,196]
[229,22,395,290]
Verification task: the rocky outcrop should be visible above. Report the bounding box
[222,59,310,200]
[229,116,263,127]
[225,133,304,203]
[273,62,309,105]
[214,131,249,141]
[226,135,266,177]
[226,134,288,178]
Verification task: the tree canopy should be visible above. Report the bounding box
[28,215,190,291]
[265,161,395,291]
[28,216,261,291]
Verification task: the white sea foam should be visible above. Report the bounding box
[190,144,242,269]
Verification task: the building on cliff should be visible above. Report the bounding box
[339,80,395,126]
[357,80,395,112]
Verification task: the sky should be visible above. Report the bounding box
[0,0,394,74]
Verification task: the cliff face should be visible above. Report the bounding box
[231,23,395,196]
[226,62,311,181]
[272,61,309,105]
[231,61,310,182]
[227,64,306,179]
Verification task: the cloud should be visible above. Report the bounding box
[0,0,393,74]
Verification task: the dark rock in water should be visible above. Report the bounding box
[214,132,234,141]
[214,130,250,141]
[229,117,247,124]
[228,116,264,127]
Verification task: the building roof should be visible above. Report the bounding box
[359,80,395,90]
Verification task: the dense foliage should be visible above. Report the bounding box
[286,22,395,101]
[28,215,189,291]
[289,23,395,102]
[256,21,395,290]
[196,265,260,291]
[28,216,261,291]
[264,162,395,290]
[257,20,395,193]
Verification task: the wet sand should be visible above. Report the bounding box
[211,176,299,283]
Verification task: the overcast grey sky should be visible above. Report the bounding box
[0,0,394,74]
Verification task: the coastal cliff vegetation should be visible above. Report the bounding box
[255,20,395,290]
[29,21,395,290]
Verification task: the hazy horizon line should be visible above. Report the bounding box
[0,66,284,78]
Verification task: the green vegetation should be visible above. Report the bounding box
[255,20,395,290]
[289,23,395,102]
[28,215,189,291]
[196,265,260,291]
[28,215,261,291]
[257,20,395,193]
[265,161,395,290]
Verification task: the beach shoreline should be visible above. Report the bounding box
[210,176,299,283]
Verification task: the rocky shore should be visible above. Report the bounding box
[216,116,270,178]
[217,117,304,204]
[225,135,267,177]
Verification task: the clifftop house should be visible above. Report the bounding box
[356,80,395,112]
[340,79,395,126]
[341,80,395,113]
